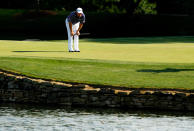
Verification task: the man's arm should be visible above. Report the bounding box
[76,23,83,35]
[69,22,74,36]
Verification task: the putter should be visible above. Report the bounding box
[74,33,90,36]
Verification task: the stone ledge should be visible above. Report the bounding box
[0,70,194,111]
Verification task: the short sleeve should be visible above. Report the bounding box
[80,14,86,24]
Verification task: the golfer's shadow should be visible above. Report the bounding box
[137,68,194,73]
[12,51,66,53]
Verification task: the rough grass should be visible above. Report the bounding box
[1,36,194,90]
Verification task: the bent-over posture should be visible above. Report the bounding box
[65,8,85,52]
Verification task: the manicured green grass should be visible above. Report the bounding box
[1,36,194,90]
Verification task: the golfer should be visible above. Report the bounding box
[65,8,85,52]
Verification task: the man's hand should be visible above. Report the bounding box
[71,31,74,36]
[76,30,80,36]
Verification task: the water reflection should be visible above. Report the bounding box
[0,103,194,131]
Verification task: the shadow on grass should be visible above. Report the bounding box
[13,51,65,53]
[137,68,194,73]
[0,33,66,41]
[85,36,194,44]
[1,34,194,44]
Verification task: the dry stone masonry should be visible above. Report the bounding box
[0,70,194,111]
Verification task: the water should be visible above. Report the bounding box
[0,104,194,131]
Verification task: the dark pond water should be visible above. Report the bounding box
[0,104,194,131]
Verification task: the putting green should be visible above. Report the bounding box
[1,36,194,63]
[1,36,194,90]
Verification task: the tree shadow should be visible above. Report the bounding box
[86,36,194,44]
[137,68,194,73]
[12,51,65,53]
[1,34,194,44]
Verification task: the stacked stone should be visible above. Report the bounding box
[1,71,194,111]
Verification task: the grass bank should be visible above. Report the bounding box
[1,36,194,90]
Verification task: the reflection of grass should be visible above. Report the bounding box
[1,37,194,89]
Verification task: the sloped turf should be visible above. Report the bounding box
[1,36,194,89]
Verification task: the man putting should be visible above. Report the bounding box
[65,8,86,52]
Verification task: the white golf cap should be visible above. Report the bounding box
[76,8,83,14]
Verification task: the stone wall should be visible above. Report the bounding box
[1,70,194,111]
